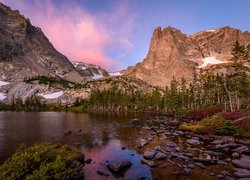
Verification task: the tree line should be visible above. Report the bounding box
[75,41,249,113]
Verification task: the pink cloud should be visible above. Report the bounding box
[0,0,135,70]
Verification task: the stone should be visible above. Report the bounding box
[154,152,167,160]
[194,162,205,169]
[232,155,250,170]
[141,159,158,167]
[143,150,156,160]
[159,162,170,168]
[183,168,192,175]
[107,161,132,174]
[232,152,240,158]
[85,158,92,164]
[97,170,109,177]
[232,146,249,154]
[187,139,201,145]
[138,139,149,148]
[234,168,250,178]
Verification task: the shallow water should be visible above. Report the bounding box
[0,111,233,179]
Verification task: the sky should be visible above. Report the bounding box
[1,0,250,71]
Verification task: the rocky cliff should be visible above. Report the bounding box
[0,2,84,83]
[124,26,250,87]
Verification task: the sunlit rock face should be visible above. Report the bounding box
[124,26,250,88]
[0,2,85,83]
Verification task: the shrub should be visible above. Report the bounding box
[0,143,84,180]
[180,115,238,135]
[222,110,247,121]
[189,106,223,121]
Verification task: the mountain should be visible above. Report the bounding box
[72,61,110,79]
[124,26,250,87]
[0,2,85,83]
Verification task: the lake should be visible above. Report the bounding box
[0,111,234,180]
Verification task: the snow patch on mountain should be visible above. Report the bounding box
[0,93,7,101]
[92,72,103,79]
[0,81,9,87]
[109,72,122,76]
[199,56,226,68]
[40,91,64,99]
[206,29,216,32]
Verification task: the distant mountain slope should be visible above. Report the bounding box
[0,2,85,83]
[124,26,250,87]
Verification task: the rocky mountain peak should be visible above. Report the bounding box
[0,2,85,83]
[124,26,250,88]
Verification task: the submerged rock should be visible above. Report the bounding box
[107,161,132,175]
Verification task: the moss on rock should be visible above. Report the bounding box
[0,143,84,180]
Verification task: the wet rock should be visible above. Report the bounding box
[234,168,250,178]
[141,159,158,167]
[232,146,249,154]
[187,139,201,145]
[85,158,92,164]
[138,139,149,148]
[143,150,156,160]
[97,170,110,177]
[137,176,146,180]
[154,152,167,160]
[107,161,132,175]
[194,162,205,169]
[232,155,250,170]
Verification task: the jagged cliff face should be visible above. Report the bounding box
[124,26,250,88]
[0,3,85,83]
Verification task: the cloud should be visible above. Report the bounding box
[0,0,135,70]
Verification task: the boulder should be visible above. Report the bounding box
[232,155,250,170]
[143,150,156,160]
[107,161,132,175]
[154,152,167,160]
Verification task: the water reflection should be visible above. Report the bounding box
[0,111,153,179]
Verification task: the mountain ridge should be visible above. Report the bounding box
[123,26,250,87]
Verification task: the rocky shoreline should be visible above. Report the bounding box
[74,117,250,179]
